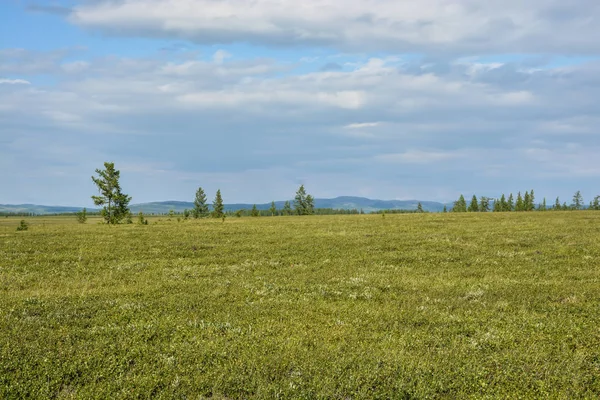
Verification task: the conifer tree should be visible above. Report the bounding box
[269,201,277,216]
[417,202,424,213]
[251,204,260,217]
[294,185,314,215]
[306,195,315,215]
[507,193,514,212]
[452,195,467,212]
[592,195,600,210]
[468,195,479,212]
[193,187,209,218]
[516,192,524,211]
[443,205,447,213]
[523,191,530,211]
[572,190,584,210]
[562,202,569,211]
[212,189,224,218]
[479,196,490,212]
[529,190,535,211]
[283,201,292,216]
[91,162,131,224]
[493,199,501,212]
[554,197,561,211]
[538,198,547,211]
[499,194,507,212]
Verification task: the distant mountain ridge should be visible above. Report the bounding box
[1,196,450,215]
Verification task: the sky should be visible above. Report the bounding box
[1,0,599,206]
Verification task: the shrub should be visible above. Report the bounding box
[16,220,29,231]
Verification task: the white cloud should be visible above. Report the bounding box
[345,122,380,129]
[70,0,600,54]
[0,78,30,85]
[3,49,600,204]
[375,150,465,164]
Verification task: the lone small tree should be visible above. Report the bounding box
[16,220,29,231]
[572,190,584,210]
[294,185,314,215]
[76,208,87,224]
[251,204,260,217]
[416,202,424,213]
[212,189,224,218]
[91,162,131,224]
[269,201,277,216]
[138,211,148,225]
[193,187,209,218]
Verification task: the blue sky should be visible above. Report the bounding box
[1,0,600,206]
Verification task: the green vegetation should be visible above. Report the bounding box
[91,162,132,224]
[193,187,209,219]
[1,212,599,398]
[212,189,225,219]
[76,208,87,224]
[15,219,29,231]
[294,185,315,215]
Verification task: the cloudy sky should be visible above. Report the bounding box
[1,0,599,206]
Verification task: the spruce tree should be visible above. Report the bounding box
[452,195,467,212]
[468,195,479,212]
[554,197,561,211]
[91,162,131,224]
[283,201,292,216]
[507,193,514,211]
[294,185,314,215]
[417,202,424,213]
[572,190,584,210]
[592,196,600,210]
[269,201,277,216]
[529,190,535,211]
[251,204,260,217]
[538,198,547,211]
[516,192,524,212]
[212,189,224,218]
[306,195,315,215]
[499,194,507,212]
[193,187,209,218]
[443,205,447,213]
[523,191,530,211]
[493,199,501,212]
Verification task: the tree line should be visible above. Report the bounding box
[89,162,327,224]
[449,190,600,212]
[84,162,600,224]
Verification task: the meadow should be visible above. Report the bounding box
[1,212,599,398]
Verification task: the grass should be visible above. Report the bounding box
[1,212,599,398]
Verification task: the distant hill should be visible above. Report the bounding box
[1,196,450,215]
[0,204,90,215]
[131,197,447,214]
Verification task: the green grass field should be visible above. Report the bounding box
[1,213,599,398]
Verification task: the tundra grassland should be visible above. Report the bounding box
[1,213,599,399]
